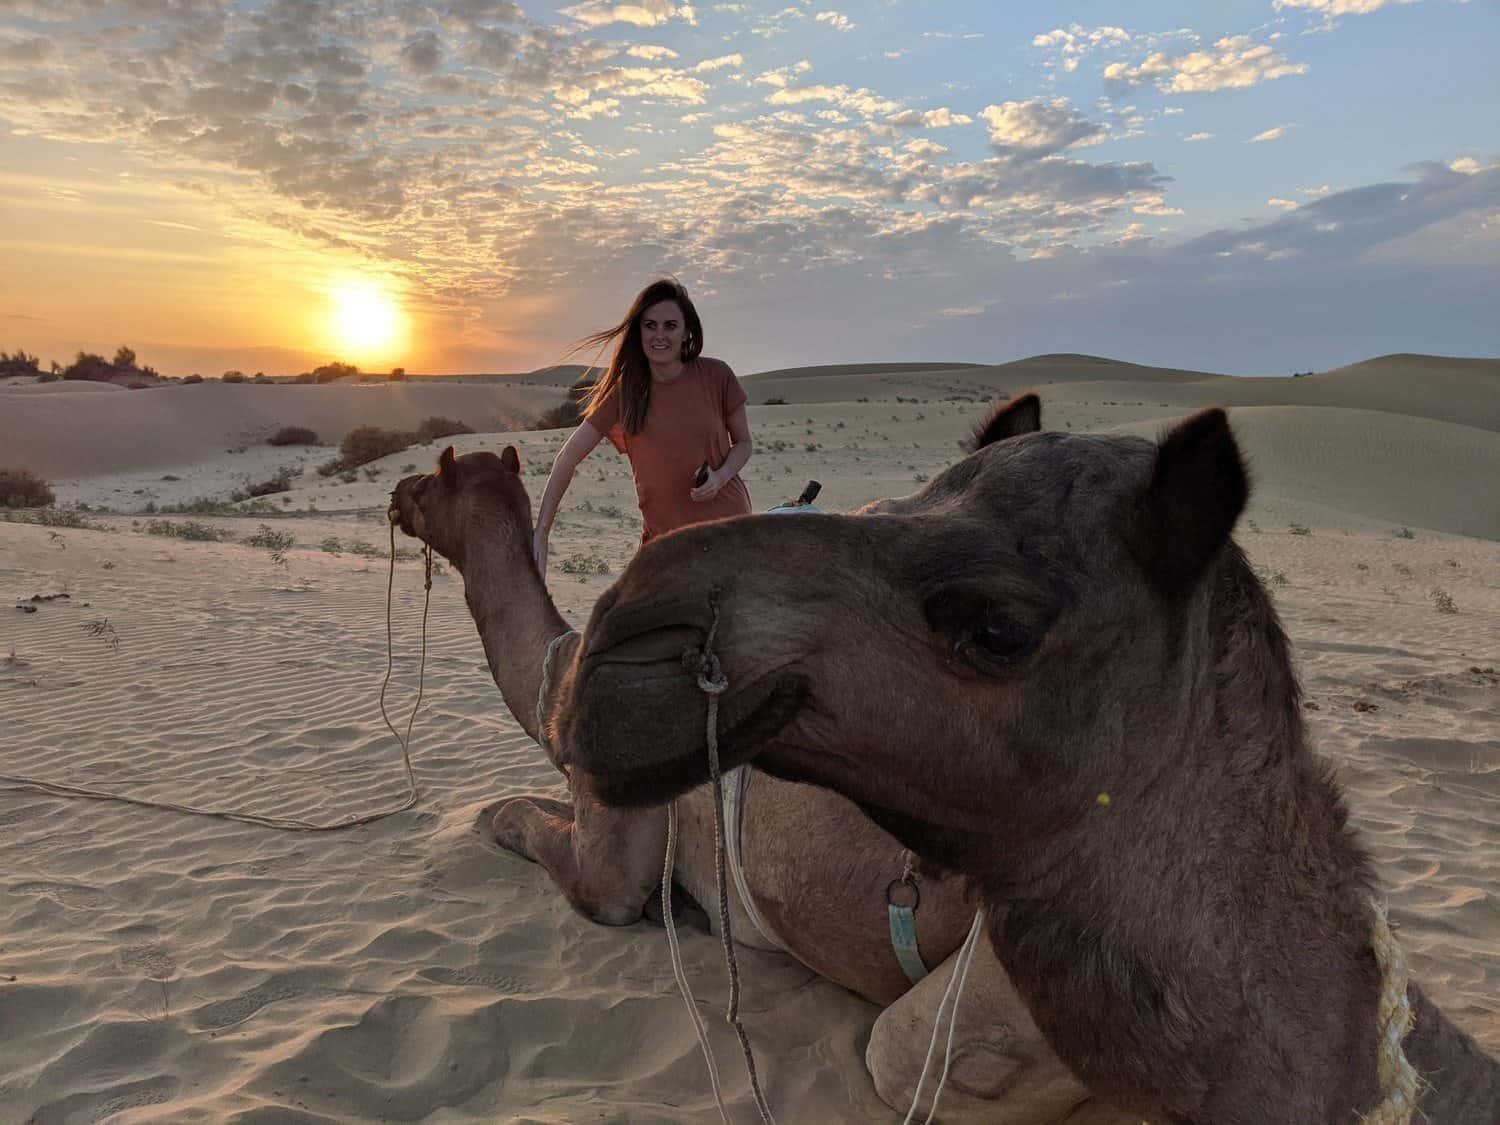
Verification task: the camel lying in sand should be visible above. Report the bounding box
[555,395,1500,1123]
[390,445,1130,1123]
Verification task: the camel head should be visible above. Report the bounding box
[556,394,1252,865]
[389,445,532,573]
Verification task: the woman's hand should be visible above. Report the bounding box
[532,523,549,574]
[690,467,725,502]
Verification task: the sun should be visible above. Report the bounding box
[328,281,405,361]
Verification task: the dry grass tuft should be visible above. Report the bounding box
[268,426,319,446]
[0,468,56,508]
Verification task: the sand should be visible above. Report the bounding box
[1,354,1497,1122]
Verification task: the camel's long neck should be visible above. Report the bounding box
[453,521,573,750]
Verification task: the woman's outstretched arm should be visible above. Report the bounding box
[533,419,605,573]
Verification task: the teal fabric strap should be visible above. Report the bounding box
[888,902,929,984]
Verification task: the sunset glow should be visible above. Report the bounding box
[329,283,405,364]
[0,2,1493,376]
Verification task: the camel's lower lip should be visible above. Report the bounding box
[564,670,811,806]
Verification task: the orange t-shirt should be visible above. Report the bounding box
[584,357,753,542]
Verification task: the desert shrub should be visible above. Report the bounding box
[1395,526,1415,539]
[0,350,43,378]
[143,519,231,541]
[0,468,55,508]
[231,466,298,501]
[312,361,359,384]
[763,396,787,405]
[221,371,248,383]
[243,525,294,551]
[181,373,203,385]
[158,497,241,515]
[63,352,113,381]
[415,416,474,444]
[389,367,407,382]
[533,399,583,431]
[1431,588,1457,614]
[268,426,318,446]
[560,553,611,576]
[338,425,414,468]
[35,507,100,528]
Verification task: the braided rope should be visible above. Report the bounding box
[698,594,777,1125]
[1361,900,1423,1124]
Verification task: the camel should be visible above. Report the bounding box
[555,395,1500,1124]
[389,444,1132,1123]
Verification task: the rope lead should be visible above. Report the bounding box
[0,521,426,831]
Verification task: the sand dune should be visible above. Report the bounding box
[0,381,564,481]
[1,353,1496,1121]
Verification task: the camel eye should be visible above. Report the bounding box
[923,587,1038,676]
[968,616,1035,666]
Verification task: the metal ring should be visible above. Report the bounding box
[886,878,920,911]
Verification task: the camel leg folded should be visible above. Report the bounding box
[484,789,667,927]
[865,936,1121,1124]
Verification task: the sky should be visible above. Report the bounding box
[0,0,1496,378]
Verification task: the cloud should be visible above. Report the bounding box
[1250,125,1289,142]
[767,84,901,118]
[1104,35,1308,93]
[559,0,693,28]
[815,11,855,32]
[692,53,743,73]
[1032,24,1133,64]
[979,98,1106,156]
[753,60,813,88]
[1272,0,1418,13]
[0,34,54,63]
[1184,132,1213,142]
[884,107,973,130]
[399,31,442,75]
[1268,197,1299,209]
[626,44,679,60]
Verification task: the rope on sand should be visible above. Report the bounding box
[1361,900,1423,1124]
[0,523,426,832]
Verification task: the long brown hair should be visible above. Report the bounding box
[576,278,703,436]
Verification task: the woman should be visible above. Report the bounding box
[532,279,754,573]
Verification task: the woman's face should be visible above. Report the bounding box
[639,299,686,366]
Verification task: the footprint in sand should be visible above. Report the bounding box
[10,881,114,909]
[191,980,307,1031]
[119,944,176,980]
[27,1076,178,1125]
[417,966,527,994]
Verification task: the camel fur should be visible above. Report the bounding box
[390,443,1130,1123]
[555,395,1500,1124]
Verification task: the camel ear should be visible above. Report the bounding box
[968,393,1040,452]
[1129,408,1249,596]
[500,445,521,473]
[437,445,457,479]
